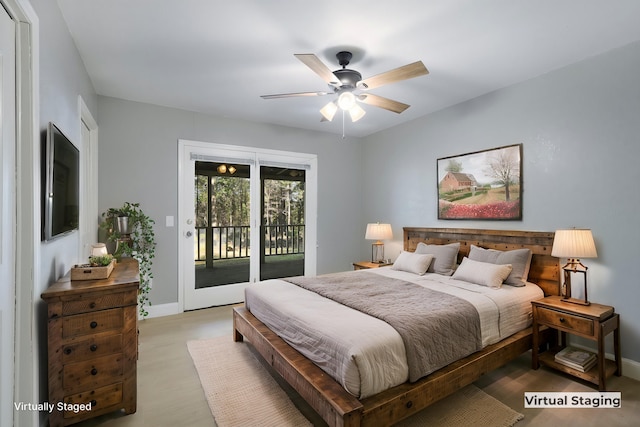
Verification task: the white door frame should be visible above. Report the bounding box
[177,139,317,311]
[1,1,39,427]
[0,6,17,426]
[78,96,99,258]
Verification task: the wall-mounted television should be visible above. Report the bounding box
[42,122,80,241]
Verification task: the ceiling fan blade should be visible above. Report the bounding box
[358,93,410,114]
[261,91,329,99]
[359,61,429,90]
[294,54,340,85]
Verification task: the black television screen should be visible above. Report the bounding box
[42,122,79,241]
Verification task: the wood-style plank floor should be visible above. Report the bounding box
[76,305,639,427]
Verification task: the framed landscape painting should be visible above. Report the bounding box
[437,144,522,220]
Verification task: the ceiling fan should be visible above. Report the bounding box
[261,51,429,123]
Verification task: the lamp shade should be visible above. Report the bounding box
[91,243,108,257]
[551,229,597,258]
[365,223,393,241]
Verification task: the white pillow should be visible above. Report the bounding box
[392,251,434,275]
[468,245,532,287]
[415,242,460,276]
[452,257,513,288]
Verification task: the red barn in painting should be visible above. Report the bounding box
[439,172,478,192]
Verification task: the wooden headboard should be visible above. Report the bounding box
[403,227,560,296]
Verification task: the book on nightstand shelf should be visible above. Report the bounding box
[554,346,597,372]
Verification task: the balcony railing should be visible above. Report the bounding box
[195,224,305,262]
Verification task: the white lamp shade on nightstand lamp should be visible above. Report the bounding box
[365,223,392,263]
[551,228,597,305]
[91,243,108,257]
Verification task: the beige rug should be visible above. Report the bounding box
[188,336,524,427]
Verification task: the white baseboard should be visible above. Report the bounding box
[621,357,640,381]
[140,302,181,319]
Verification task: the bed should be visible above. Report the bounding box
[233,228,560,427]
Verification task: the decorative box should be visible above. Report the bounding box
[70,259,116,281]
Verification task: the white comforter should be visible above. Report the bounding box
[244,267,543,398]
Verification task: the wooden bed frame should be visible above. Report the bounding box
[233,228,560,427]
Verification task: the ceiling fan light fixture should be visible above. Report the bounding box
[349,104,366,122]
[320,101,338,121]
[337,92,356,110]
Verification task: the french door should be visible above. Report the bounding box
[178,140,317,310]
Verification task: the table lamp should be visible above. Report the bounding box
[551,228,598,306]
[365,223,392,263]
[91,243,108,257]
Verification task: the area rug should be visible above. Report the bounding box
[187,336,524,427]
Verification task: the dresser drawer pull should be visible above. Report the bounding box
[91,368,98,376]
[64,348,72,355]
[89,302,96,309]
[90,344,98,352]
[90,399,97,407]
[90,321,98,329]
[559,317,566,323]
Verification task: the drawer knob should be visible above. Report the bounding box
[89,302,96,309]
[90,321,98,329]
[559,317,566,323]
[90,344,98,352]
[90,400,97,407]
[91,368,98,376]
[64,348,72,355]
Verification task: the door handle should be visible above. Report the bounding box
[185,231,193,238]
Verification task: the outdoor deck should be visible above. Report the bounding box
[195,255,304,288]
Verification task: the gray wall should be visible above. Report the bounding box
[362,41,640,363]
[31,0,98,417]
[35,0,97,282]
[97,97,364,305]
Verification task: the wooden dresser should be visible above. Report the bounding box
[41,259,139,426]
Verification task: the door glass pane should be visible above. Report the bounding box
[260,166,305,280]
[194,161,250,288]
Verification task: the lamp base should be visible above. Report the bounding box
[561,297,591,306]
[371,242,384,264]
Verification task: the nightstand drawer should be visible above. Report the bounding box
[537,307,594,336]
[63,354,124,393]
[62,308,124,339]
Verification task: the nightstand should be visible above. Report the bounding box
[352,261,392,270]
[531,295,621,391]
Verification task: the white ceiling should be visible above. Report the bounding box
[57,0,640,137]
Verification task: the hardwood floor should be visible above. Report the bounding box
[75,305,639,427]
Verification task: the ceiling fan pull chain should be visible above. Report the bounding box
[342,110,346,139]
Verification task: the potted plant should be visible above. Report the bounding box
[100,202,156,318]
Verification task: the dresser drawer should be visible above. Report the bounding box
[62,334,123,364]
[63,354,124,393]
[62,292,127,316]
[62,308,124,339]
[63,382,123,419]
[537,307,594,336]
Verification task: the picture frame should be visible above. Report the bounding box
[437,144,522,220]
